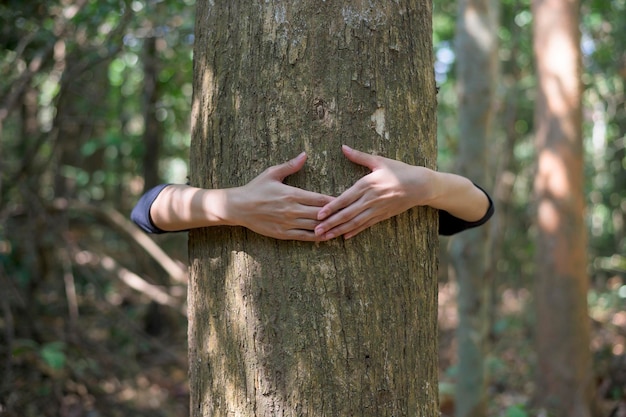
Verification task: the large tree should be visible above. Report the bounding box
[532,0,595,415]
[188,1,440,416]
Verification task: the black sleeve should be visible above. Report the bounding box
[130,184,171,234]
[438,184,495,236]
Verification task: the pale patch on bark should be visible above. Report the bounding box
[192,67,215,140]
[370,107,389,140]
[288,35,308,64]
[341,3,387,29]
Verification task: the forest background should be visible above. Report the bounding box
[0,0,624,416]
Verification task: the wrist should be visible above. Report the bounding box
[218,187,243,227]
[188,187,240,228]
[416,167,445,207]
[426,171,489,221]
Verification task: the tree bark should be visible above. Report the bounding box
[188,1,440,416]
[532,0,595,415]
[451,0,498,416]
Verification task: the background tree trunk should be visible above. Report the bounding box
[141,34,162,192]
[451,0,498,415]
[532,0,595,415]
[188,1,440,416]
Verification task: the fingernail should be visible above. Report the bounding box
[317,210,326,220]
[325,232,335,240]
[342,144,352,152]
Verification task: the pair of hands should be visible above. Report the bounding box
[236,145,438,241]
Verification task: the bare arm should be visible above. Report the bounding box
[426,171,491,222]
[146,153,335,241]
[148,184,233,231]
[314,145,491,239]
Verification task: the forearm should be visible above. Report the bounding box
[428,171,491,222]
[149,184,237,231]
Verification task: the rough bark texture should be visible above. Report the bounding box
[451,0,498,416]
[532,0,594,415]
[188,1,439,416]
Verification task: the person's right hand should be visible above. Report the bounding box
[230,152,336,241]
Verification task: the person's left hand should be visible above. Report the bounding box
[314,145,438,239]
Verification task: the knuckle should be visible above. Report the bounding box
[265,166,279,176]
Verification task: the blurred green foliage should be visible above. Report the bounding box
[504,404,529,417]
[435,0,625,286]
[39,342,67,370]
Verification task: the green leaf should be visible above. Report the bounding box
[505,404,529,417]
[40,342,66,370]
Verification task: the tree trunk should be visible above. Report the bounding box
[188,1,440,416]
[142,34,162,192]
[532,0,594,415]
[451,0,498,416]
[52,51,108,200]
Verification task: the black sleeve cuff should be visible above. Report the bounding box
[130,184,171,234]
[438,183,495,236]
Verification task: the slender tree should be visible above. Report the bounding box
[532,0,594,415]
[188,1,440,415]
[451,0,498,415]
[141,34,162,192]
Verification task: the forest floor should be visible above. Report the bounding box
[437,275,626,417]
[1,230,625,417]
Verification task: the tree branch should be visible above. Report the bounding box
[52,198,188,284]
[96,254,186,316]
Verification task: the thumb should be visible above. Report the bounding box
[342,145,379,170]
[267,152,307,181]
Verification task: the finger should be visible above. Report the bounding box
[291,205,330,221]
[280,228,327,242]
[315,202,369,237]
[321,210,376,240]
[287,186,335,207]
[266,152,307,181]
[291,218,322,230]
[317,182,366,220]
[342,145,380,171]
